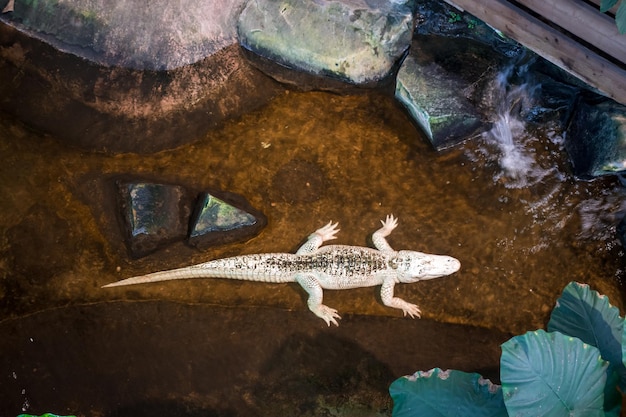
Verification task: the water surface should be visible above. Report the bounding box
[0,89,624,335]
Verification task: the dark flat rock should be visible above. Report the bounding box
[116,181,194,258]
[0,301,509,416]
[188,191,267,250]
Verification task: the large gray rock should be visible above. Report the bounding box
[396,52,484,149]
[237,0,414,86]
[395,36,513,149]
[2,0,246,70]
[0,0,282,152]
[395,0,531,149]
[565,98,626,178]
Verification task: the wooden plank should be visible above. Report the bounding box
[445,0,626,105]
[517,0,626,63]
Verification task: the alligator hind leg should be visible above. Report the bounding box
[296,221,340,255]
[372,214,398,253]
[295,273,341,326]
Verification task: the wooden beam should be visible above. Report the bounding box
[445,0,626,105]
[517,0,626,63]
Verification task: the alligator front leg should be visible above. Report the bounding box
[380,277,422,318]
[372,214,398,253]
[296,273,341,326]
[296,221,340,255]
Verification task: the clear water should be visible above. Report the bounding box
[0,87,624,338]
[476,64,626,255]
[1,75,626,416]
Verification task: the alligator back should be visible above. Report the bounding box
[102,245,393,288]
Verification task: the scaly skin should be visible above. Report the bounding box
[103,215,461,326]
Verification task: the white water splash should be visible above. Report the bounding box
[483,64,556,188]
[471,61,626,252]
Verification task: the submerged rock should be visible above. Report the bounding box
[97,177,267,257]
[188,191,267,249]
[565,98,626,178]
[237,0,413,86]
[117,182,193,258]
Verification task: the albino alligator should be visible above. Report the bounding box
[103,215,460,326]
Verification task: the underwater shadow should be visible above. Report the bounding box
[253,331,396,416]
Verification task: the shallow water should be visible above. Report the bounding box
[0,89,624,338]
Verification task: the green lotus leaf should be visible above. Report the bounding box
[501,330,608,417]
[547,281,625,392]
[390,367,507,417]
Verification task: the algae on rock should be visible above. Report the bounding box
[237,0,414,84]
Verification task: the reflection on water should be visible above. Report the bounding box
[0,89,624,337]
